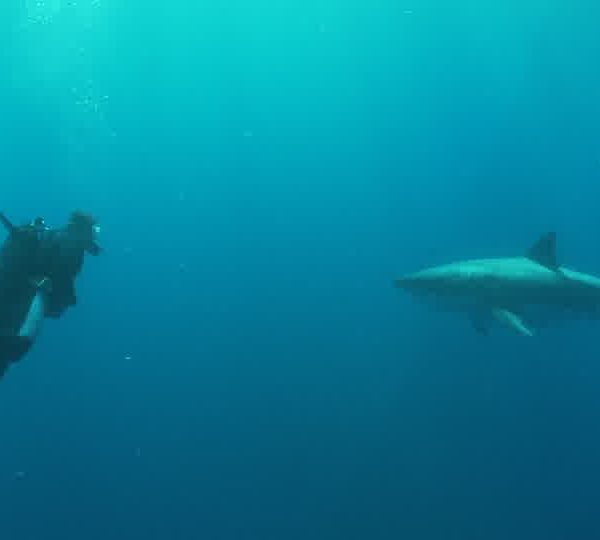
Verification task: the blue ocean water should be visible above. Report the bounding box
[1,1,600,538]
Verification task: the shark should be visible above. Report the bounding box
[394,232,600,336]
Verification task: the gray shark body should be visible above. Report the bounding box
[394,233,600,336]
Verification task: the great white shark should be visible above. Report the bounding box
[394,232,600,336]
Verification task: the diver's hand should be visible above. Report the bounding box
[29,276,52,293]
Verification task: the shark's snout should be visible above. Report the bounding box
[394,266,477,299]
[394,273,445,295]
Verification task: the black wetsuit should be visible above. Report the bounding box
[0,223,44,333]
[0,222,88,375]
[34,228,86,318]
[0,223,46,373]
[0,218,90,319]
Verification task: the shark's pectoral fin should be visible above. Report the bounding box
[492,308,533,337]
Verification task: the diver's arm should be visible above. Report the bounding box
[44,278,77,318]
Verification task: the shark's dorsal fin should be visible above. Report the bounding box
[526,232,558,270]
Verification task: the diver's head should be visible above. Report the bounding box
[67,210,102,255]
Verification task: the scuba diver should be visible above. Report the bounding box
[34,211,102,318]
[0,210,101,378]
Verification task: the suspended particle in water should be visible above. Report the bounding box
[23,0,62,26]
[71,82,115,139]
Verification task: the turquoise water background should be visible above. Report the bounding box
[1,2,600,538]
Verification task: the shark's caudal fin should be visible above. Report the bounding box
[526,232,559,270]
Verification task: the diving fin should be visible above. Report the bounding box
[492,308,533,337]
